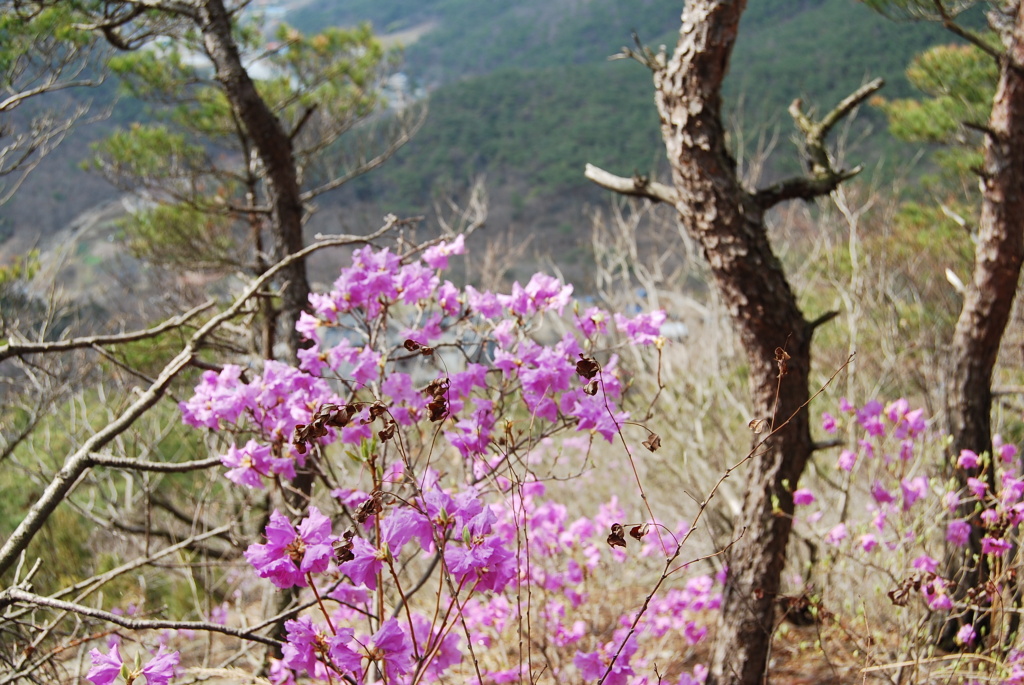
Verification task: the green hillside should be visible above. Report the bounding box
[293,0,964,211]
[288,0,684,83]
[375,62,663,203]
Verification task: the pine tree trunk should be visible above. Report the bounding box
[941,3,1024,647]
[652,2,814,682]
[199,0,309,361]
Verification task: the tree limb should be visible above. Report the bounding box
[0,300,214,362]
[0,588,280,647]
[88,453,223,472]
[583,164,679,205]
[755,78,884,210]
[931,0,1003,63]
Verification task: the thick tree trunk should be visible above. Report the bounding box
[942,3,1024,646]
[198,0,308,361]
[653,2,813,683]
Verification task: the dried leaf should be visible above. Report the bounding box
[576,355,600,380]
[423,377,450,399]
[583,379,599,396]
[428,398,449,422]
[642,433,661,452]
[887,573,920,607]
[333,531,355,563]
[775,347,790,376]
[404,339,422,351]
[378,420,397,442]
[629,523,650,541]
[607,523,627,549]
[421,346,435,356]
[748,418,769,434]
[354,491,384,524]
[294,403,357,451]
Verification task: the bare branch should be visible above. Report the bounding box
[584,164,679,205]
[609,31,667,71]
[0,588,280,648]
[87,452,223,472]
[754,78,884,210]
[931,0,1003,62]
[0,300,215,362]
[300,108,425,201]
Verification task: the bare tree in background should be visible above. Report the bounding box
[0,4,108,204]
[586,1,882,682]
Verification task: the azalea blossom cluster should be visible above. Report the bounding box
[179,237,665,490]
[797,397,1024,682]
[152,236,718,684]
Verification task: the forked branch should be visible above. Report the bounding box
[755,77,884,210]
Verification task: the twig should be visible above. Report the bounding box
[0,300,214,362]
[0,587,279,647]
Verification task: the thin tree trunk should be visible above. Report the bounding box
[198,0,308,361]
[651,2,812,682]
[941,3,1024,647]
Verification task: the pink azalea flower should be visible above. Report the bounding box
[338,536,387,590]
[821,412,837,434]
[437,280,462,316]
[464,285,503,318]
[422,234,466,270]
[981,537,1012,556]
[825,523,847,546]
[1002,475,1024,504]
[575,306,610,337]
[922,577,953,611]
[957,449,980,470]
[221,440,288,489]
[141,648,181,685]
[871,480,895,505]
[86,645,124,685]
[282,616,356,680]
[968,477,988,499]
[900,476,928,511]
[837,449,857,472]
[956,623,977,646]
[87,645,180,685]
[946,520,971,547]
[350,618,414,682]
[613,310,666,345]
[912,555,938,574]
[792,488,815,506]
[859,534,878,552]
[997,437,1019,464]
[244,506,337,589]
[574,634,638,685]
[884,398,909,423]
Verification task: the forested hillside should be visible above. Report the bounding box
[0,0,966,259]
[287,0,958,233]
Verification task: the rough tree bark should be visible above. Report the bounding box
[653,6,810,682]
[942,2,1024,646]
[197,0,309,361]
[587,1,880,682]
